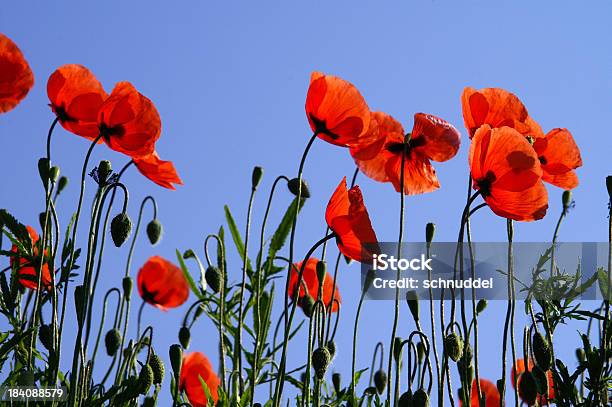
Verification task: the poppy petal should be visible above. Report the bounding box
[533,128,582,189]
[288,258,341,312]
[179,352,220,406]
[484,181,548,222]
[137,256,189,310]
[410,113,461,162]
[385,152,440,195]
[0,33,34,113]
[133,152,183,189]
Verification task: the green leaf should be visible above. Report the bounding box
[268,197,305,259]
[224,205,253,272]
[176,249,204,299]
[597,267,612,301]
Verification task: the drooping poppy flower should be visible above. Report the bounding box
[305,71,372,148]
[532,128,582,189]
[133,152,183,189]
[460,379,500,407]
[288,258,341,312]
[512,358,556,404]
[137,256,189,310]
[97,81,161,158]
[10,226,52,290]
[179,351,220,407]
[47,64,108,140]
[351,112,461,195]
[325,177,379,264]
[469,125,548,221]
[0,33,34,113]
[461,87,542,139]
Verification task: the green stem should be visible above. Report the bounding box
[351,286,367,404]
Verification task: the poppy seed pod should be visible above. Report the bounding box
[169,344,183,379]
[426,222,435,243]
[288,177,311,198]
[326,340,337,360]
[74,285,85,327]
[179,326,191,349]
[96,160,112,185]
[606,176,612,199]
[38,324,53,351]
[57,176,69,194]
[332,372,341,394]
[518,370,538,406]
[405,290,419,323]
[122,276,133,298]
[373,369,387,394]
[111,212,132,247]
[312,347,331,379]
[146,219,163,246]
[105,328,121,356]
[393,337,403,362]
[476,299,488,314]
[532,332,552,370]
[412,388,430,407]
[205,266,222,294]
[252,166,264,191]
[398,390,413,407]
[149,353,165,385]
[138,364,154,395]
[444,332,464,362]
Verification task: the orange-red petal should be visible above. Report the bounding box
[385,151,440,195]
[179,352,220,406]
[512,358,556,404]
[133,152,183,190]
[460,379,500,407]
[10,226,52,290]
[411,113,461,162]
[0,33,34,113]
[137,256,189,310]
[533,128,582,189]
[288,258,341,312]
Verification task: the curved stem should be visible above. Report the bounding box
[351,286,367,404]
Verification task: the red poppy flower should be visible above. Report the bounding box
[10,226,52,290]
[460,379,500,407]
[179,351,220,407]
[469,125,548,221]
[137,256,189,310]
[133,152,183,189]
[305,71,372,148]
[512,358,556,404]
[97,81,161,158]
[47,64,108,140]
[461,87,541,139]
[532,128,582,190]
[0,33,34,113]
[350,112,460,195]
[325,177,379,264]
[288,258,341,312]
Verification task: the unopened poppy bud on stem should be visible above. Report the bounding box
[38,158,50,184]
[57,176,69,194]
[74,285,85,327]
[332,372,341,393]
[412,388,430,407]
[183,249,195,259]
[393,337,403,362]
[146,219,163,245]
[373,369,387,394]
[312,347,331,379]
[562,190,572,210]
[169,344,182,380]
[49,166,60,183]
[444,332,463,362]
[122,276,133,298]
[399,390,413,407]
[287,177,311,198]
[149,353,165,385]
[532,331,552,370]
[105,329,121,356]
[252,166,264,191]
[97,160,112,184]
[316,260,327,287]
[326,340,337,360]
[300,294,315,317]
[205,265,223,293]
[405,290,419,323]
[138,364,154,394]
[426,222,435,244]
[476,299,488,314]
[111,212,132,247]
[178,326,191,349]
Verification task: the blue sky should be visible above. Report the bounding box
[1,1,611,404]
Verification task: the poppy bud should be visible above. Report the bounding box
[405,290,419,323]
[142,397,155,407]
[300,294,316,317]
[458,343,473,372]
[373,369,387,394]
[57,176,69,194]
[316,260,327,286]
[38,157,50,184]
[606,176,612,199]
[364,387,377,396]
[412,388,430,407]
[518,370,538,406]
[312,347,331,379]
[398,390,413,407]
[444,332,464,362]
[560,190,572,210]
[417,341,425,364]
[105,328,121,356]
[476,299,488,314]
[426,222,435,243]
[205,266,223,294]
[146,219,163,246]
[393,337,403,362]
[178,326,191,349]
[74,285,85,327]
[97,160,112,185]
[576,348,586,362]
[252,166,264,191]
[287,177,311,198]
[49,166,60,183]
[332,372,341,394]
[111,212,132,247]
[169,344,183,379]
[122,276,133,298]
[254,404,262,407]
[149,353,165,385]
[183,249,195,259]
[532,331,552,371]
[326,340,337,360]
[138,364,154,395]
[38,324,53,351]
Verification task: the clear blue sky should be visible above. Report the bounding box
[1,1,611,404]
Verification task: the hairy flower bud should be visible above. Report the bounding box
[205,266,223,294]
[38,324,53,351]
[405,290,419,323]
[312,347,331,379]
[532,331,552,371]
[373,369,387,394]
[49,166,60,183]
[518,370,538,406]
[179,326,191,349]
[252,166,264,191]
[105,328,121,356]
[316,260,327,287]
[111,212,132,247]
[444,332,464,362]
[425,222,435,244]
[138,364,154,395]
[326,340,337,361]
[97,160,113,185]
[576,348,586,363]
[122,276,133,298]
[287,177,311,198]
[300,294,316,318]
[38,157,50,184]
[398,390,413,407]
[57,176,69,194]
[412,388,430,407]
[332,372,341,394]
[476,299,488,314]
[393,337,403,362]
[146,219,163,246]
[149,353,165,385]
[169,344,183,380]
[562,190,572,210]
